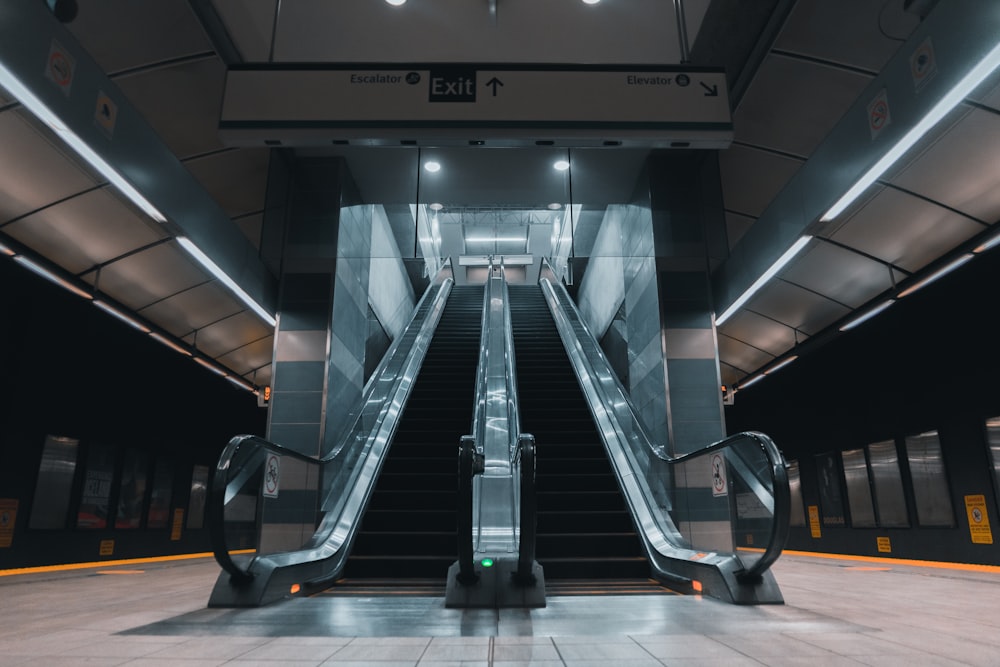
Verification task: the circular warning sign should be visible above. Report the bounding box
[711,452,727,496]
[866,89,891,140]
[263,453,280,498]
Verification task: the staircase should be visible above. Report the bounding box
[509,284,649,581]
[339,285,483,584]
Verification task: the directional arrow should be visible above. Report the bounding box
[700,81,719,97]
[486,77,504,97]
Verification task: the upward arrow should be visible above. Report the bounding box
[700,81,719,97]
[486,77,504,96]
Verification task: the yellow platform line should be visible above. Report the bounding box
[0,550,253,578]
[781,549,1000,574]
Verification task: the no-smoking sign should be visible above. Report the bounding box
[711,452,728,497]
[263,452,280,499]
[867,89,891,140]
[45,40,75,96]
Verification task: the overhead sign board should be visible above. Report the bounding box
[219,64,732,148]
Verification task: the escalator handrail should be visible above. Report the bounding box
[515,433,537,583]
[538,269,790,579]
[209,272,455,583]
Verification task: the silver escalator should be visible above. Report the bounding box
[206,266,458,607]
[536,260,790,604]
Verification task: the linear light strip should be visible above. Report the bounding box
[149,332,192,357]
[839,299,895,332]
[194,356,228,378]
[764,355,798,375]
[12,255,93,300]
[896,253,974,299]
[93,299,151,333]
[176,237,276,327]
[0,241,15,257]
[820,41,1000,222]
[0,64,168,224]
[715,235,813,325]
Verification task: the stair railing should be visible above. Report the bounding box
[207,266,454,606]
[537,259,789,604]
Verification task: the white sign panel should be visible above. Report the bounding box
[220,65,733,148]
[711,452,728,497]
[263,452,280,499]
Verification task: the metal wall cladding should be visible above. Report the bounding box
[904,431,956,527]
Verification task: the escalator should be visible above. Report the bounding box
[508,284,649,582]
[339,285,483,585]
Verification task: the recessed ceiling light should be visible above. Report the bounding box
[429,202,443,211]
[582,0,601,4]
[547,203,562,210]
[553,160,570,171]
[424,161,441,173]
[386,0,406,6]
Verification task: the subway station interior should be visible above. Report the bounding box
[3,0,1000,665]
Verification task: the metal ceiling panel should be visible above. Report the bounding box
[189,310,274,361]
[718,143,803,217]
[780,241,899,309]
[748,279,850,336]
[3,188,167,275]
[717,309,804,358]
[269,0,699,64]
[717,333,776,378]
[114,56,227,160]
[65,0,213,75]
[210,0,277,63]
[0,111,97,223]
[183,148,270,218]
[732,53,872,158]
[137,281,244,338]
[724,211,755,250]
[90,243,210,311]
[827,186,986,273]
[890,107,1000,224]
[772,0,919,73]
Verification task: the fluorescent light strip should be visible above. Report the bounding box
[176,237,276,327]
[226,375,256,392]
[896,253,974,299]
[0,64,168,224]
[465,236,526,243]
[149,332,192,356]
[0,241,15,256]
[715,235,813,325]
[974,229,1000,254]
[839,299,895,332]
[740,373,766,389]
[194,356,228,378]
[13,255,93,300]
[820,41,1000,222]
[764,355,798,375]
[93,299,151,333]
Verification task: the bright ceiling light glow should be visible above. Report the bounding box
[466,236,527,243]
[429,202,444,211]
[547,203,562,210]
[0,63,168,224]
[839,299,895,332]
[582,0,601,4]
[94,299,151,333]
[149,332,192,356]
[553,160,570,171]
[0,241,15,256]
[386,0,406,5]
[820,41,1000,223]
[13,255,93,300]
[764,355,798,375]
[740,373,766,389]
[715,235,813,325]
[194,356,229,378]
[176,237,277,327]
[424,161,441,173]
[896,253,974,299]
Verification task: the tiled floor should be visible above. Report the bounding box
[1,551,999,665]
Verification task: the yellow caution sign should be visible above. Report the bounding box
[877,536,891,553]
[808,505,821,538]
[99,539,114,556]
[964,495,993,545]
[0,499,18,548]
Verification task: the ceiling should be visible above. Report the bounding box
[1,0,999,402]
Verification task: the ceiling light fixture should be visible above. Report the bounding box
[385,0,406,5]
[465,235,527,243]
[896,253,974,299]
[547,203,563,210]
[12,255,93,300]
[973,229,1000,254]
[740,373,766,389]
[93,299,151,333]
[582,0,601,4]
[715,235,813,325]
[429,202,444,211]
[553,160,570,171]
[839,299,895,332]
[0,241,15,256]
[176,237,277,327]
[194,356,229,378]
[764,355,798,375]
[820,41,1000,223]
[424,160,441,172]
[150,332,192,357]
[226,375,256,392]
[0,63,169,224]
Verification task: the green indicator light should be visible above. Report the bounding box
[481,558,494,568]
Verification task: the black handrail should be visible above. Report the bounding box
[456,435,483,585]
[514,434,537,585]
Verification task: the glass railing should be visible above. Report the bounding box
[208,265,454,606]
[449,260,541,606]
[538,260,788,603]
